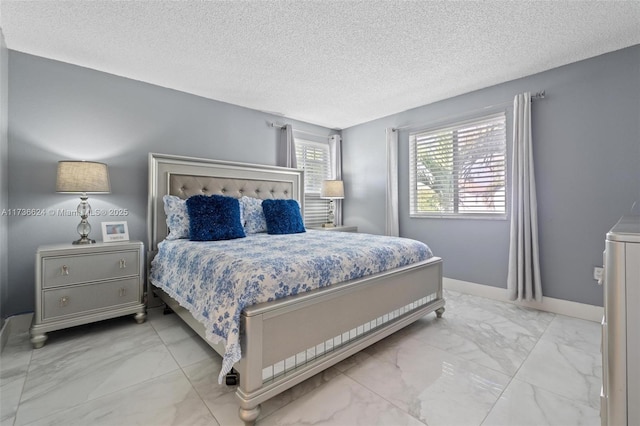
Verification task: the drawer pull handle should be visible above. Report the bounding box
[61,265,69,276]
[118,288,127,297]
[59,296,69,307]
[119,259,127,269]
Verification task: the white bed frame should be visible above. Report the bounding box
[147,153,445,425]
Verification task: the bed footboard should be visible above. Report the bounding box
[235,256,443,424]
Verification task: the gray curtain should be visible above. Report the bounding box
[329,134,343,226]
[277,124,297,168]
[507,92,542,301]
[385,128,399,236]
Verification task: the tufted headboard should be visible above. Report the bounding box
[147,153,304,252]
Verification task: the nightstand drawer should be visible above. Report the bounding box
[42,250,140,288]
[42,277,140,320]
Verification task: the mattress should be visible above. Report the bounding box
[149,230,433,381]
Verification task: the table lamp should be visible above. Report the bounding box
[56,161,111,244]
[320,180,344,227]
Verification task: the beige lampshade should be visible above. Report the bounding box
[56,161,111,193]
[320,180,344,199]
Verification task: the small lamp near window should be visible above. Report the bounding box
[56,161,111,244]
[320,180,344,228]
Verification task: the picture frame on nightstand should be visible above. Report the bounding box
[101,221,129,242]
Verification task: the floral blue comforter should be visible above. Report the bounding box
[149,230,433,383]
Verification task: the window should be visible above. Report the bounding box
[409,112,507,218]
[295,139,331,227]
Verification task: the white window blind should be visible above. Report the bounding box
[295,139,331,227]
[409,112,507,218]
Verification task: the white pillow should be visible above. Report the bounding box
[163,195,189,240]
[240,196,267,234]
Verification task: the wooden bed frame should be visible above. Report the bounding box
[147,153,445,425]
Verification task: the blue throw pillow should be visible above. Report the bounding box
[186,195,246,241]
[262,199,305,235]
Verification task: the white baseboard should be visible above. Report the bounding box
[443,278,603,322]
[0,313,33,353]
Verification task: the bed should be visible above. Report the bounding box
[147,153,445,425]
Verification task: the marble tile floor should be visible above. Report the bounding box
[0,290,602,426]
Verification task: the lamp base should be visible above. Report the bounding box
[73,195,95,245]
[72,237,96,245]
[322,223,335,228]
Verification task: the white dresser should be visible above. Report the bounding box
[601,215,640,426]
[30,241,146,348]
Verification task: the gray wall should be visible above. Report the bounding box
[343,46,640,307]
[6,51,335,317]
[7,46,639,315]
[0,30,8,325]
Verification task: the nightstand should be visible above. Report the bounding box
[30,240,146,349]
[311,225,358,232]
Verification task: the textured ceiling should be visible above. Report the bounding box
[1,1,639,129]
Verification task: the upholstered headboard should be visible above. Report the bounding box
[147,153,304,252]
[168,174,295,200]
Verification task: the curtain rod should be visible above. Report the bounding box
[393,90,545,132]
[268,121,338,139]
